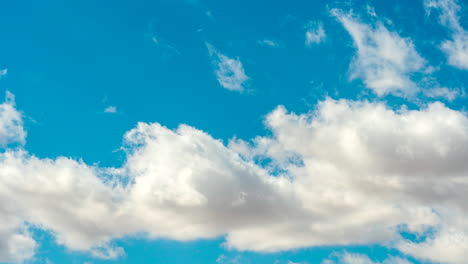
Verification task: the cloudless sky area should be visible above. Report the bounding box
[1,0,468,263]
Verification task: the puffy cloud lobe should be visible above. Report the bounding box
[230,99,468,261]
[0,223,36,263]
[122,122,295,242]
[425,0,468,69]
[206,43,249,92]
[332,10,427,97]
[2,95,468,263]
[0,151,127,260]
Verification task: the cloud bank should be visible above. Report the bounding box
[1,91,468,263]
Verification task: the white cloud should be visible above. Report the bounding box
[104,106,118,114]
[227,99,466,252]
[206,10,215,21]
[257,39,282,48]
[0,92,26,147]
[151,35,181,59]
[206,43,249,92]
[332,9,427,97]
[323,252,412,264]
[2,94,468,263]
[216,254,242,264]
[423,86,461,101]
[90,244,125,260]
[0,227,36,263]
[305,22,326,45]
[397,223,468,264]
[425,0,468,69]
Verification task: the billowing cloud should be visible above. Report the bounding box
[229,99,468,255]
[331,9,427,97]
[2,92,468,263]
[206,43,249,92]
[425,0,468,69]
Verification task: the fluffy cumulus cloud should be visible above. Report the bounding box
[2,91,468,263]
[425,0,468,69]
[229,99,468,256]
[0,151,127,260]
[331,9,427,97]
[206,43,249,92]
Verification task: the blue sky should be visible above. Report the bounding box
[1,0,468,263]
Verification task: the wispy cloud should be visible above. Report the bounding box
[425,0,468,69]
[332,9,427,97]
[216,254,242,264]
[257,38,282,48]
[104,106,118,114]
[0,91,25,147]
[205,10,215,21]
[423,86,461,101]
[304,21,326,45]
[150,35,181,59]
[0,69,7,78]
[206,43,249,92]
[90,244,125,260]
[324,252,412,264]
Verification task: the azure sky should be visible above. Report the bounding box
[1,0,468,263]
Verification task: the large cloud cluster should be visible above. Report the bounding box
[3,2,468,264]
[1,92,468,263]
